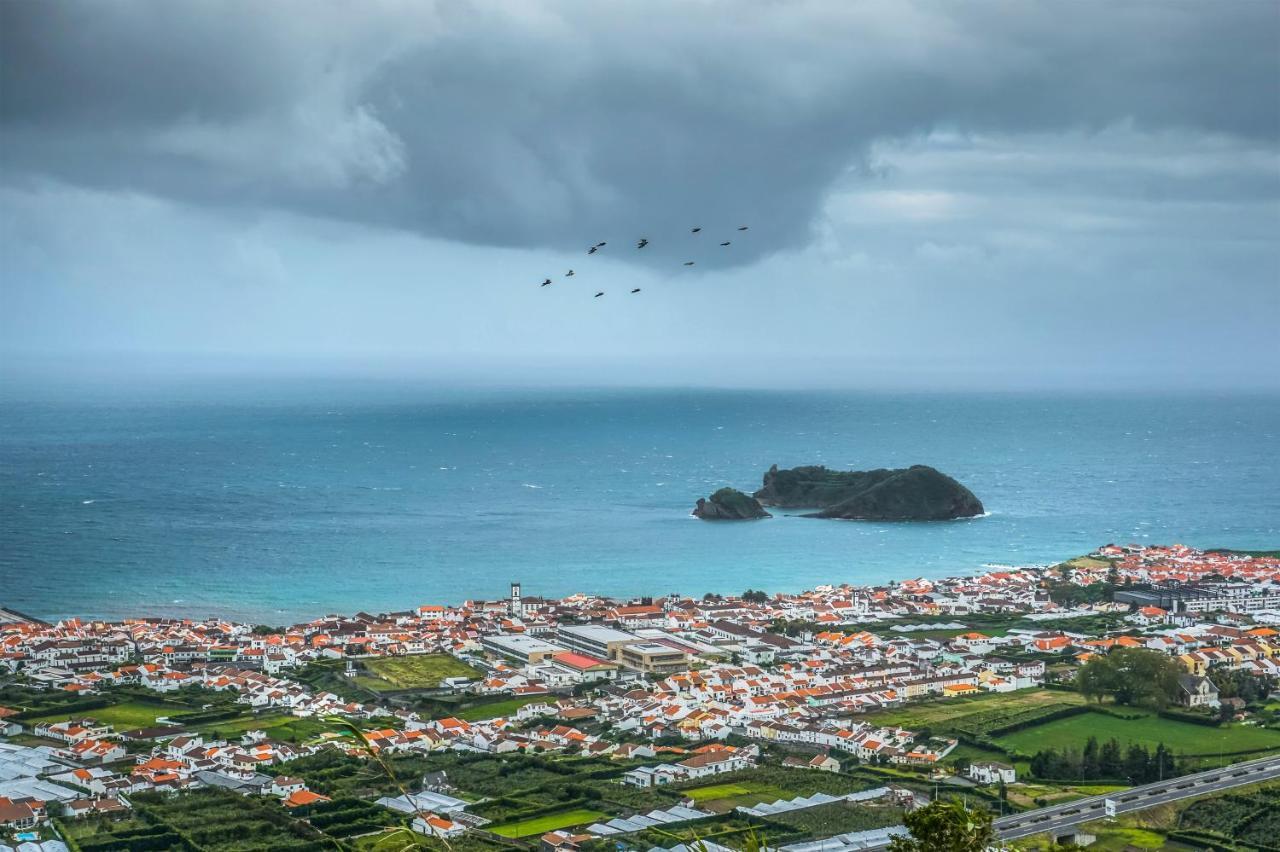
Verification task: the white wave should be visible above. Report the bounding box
[522,483,543,489]
[82,499,96,505]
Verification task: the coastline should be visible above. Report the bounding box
[7,542,1276,627]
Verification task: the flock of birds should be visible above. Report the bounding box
[538,225,749,298]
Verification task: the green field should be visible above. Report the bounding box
[996,709,1280,758]
[27,700,170,730]
[677,768,872,814]
[456,695,551,721]
[353,654,482,692]
[767,801,906,838]
[684,781,790,803]
[31,702,335,744]
[191,712,333,743]
[862,687,1087,730]
[487,808,609,837]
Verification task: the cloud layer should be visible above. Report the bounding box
[4,1,1277,261]
[1,1,1277,388]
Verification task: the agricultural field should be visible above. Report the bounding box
[189,711,334,743]
[353,832,511,851]
[675,767,871,814]
[286,749,435,800]
[486,807,609,837]
[1171,783,1280,849]
[763,800,906,837]
[63,788,336,851]
[633,813,777,850]
[353,654,482,692]
[995,709,1280,759]
[861,687,1087,732]
[456,694,551,721]
[25,700,171,730]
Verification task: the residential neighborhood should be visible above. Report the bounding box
[2,544,1279,850]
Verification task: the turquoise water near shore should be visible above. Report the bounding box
[1,386,1277,623]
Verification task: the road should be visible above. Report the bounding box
[852,753,1280,849]
[994,753,1280,840]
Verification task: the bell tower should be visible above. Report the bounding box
[510,581,522,617]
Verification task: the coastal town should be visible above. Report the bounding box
[2,543,1279,851]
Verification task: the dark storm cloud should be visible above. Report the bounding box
[2,0,1277,265]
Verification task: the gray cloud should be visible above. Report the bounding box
[2,1,1277,264]
[2,1,1278,391]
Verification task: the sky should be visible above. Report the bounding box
[2,0,1278,391]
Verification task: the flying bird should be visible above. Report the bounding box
[738,226,749,231]
[683,261,695,266]
[595,241,607,247]
[541,278,552,287]
[566,269,575,277]
[587,246,598,255]
[594,291,604,298]
[691,227,702,233]
[720,241,731,246]
[630,288,641,294]
[637,238,649,249]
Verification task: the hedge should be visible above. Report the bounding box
[1158,708,1223,727]
[12,697,112,721]
[164,706,244,725]
[984,704,1092,737]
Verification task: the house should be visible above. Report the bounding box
[1128,606,1168,627]
[1177,674,1220,709]
[0,796,38,830]
[967,761,1016,784]
[542,830,595,852]
[807,753,841,773]
[412,813,465,838]
[271,776,306,797]
[65,796,129,819]
[677,749,751,779]
[622,763,684,787]
[283,789,331,809]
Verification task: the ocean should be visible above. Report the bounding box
[1,386,1277,624]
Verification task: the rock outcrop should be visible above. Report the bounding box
[692,487,773,520]
[754,464,984,521]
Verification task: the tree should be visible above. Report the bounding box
[1100,737,1123,778]
[1124,743,1151,783]
[889,797,996,852]
[1076,647,1181,709]
[1081,736,1100,778]
[1076,656,1113,704]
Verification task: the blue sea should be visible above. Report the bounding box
[1,385,1277,624]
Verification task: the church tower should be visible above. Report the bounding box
[510,581,522,617]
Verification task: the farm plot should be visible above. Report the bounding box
[26,700,170,730]
[861,688,1086,732]
[487,808,610,837]
[995,710,1280,758]
[676,767,873,814]
[354,653,482,692]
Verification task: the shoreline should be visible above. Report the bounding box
[7,541,1276,628]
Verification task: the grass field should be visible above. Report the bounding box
[996,709,1280,758]
[862,687,1087,730]
[487,808,608,837]
[27,700,170,730]
[683,781,790,803]
[456,695,551,722]
[189,713,333,743]
[353,654,482,692]
[677,770,870,814]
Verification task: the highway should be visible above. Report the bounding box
[993,753,1280,840]
[851,753,1280,850]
